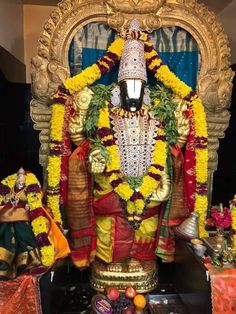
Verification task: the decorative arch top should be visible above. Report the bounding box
[31,0,233,182]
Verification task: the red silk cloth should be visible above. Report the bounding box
[93,191,158,219]
[93,191,158,261]
[0,275,41,314]
[67,143,96,267]
[205,263,236,314]
[184,108,196,212]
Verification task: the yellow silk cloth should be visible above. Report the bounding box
[93,175,159,263]
[205,263,236,314]
[0,275,41,314]
[96,214,158,263]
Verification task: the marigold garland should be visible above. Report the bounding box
[47,33,208,237]
[144,40,208,237]
[0,172,55,267]
[230,195,236,250]
[232,197,236,230]
[47,96,65,224]
[47,37,125,224]
[64,37,125,94]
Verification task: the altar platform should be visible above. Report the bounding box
[39,237,214,314]
[3,236,236,313]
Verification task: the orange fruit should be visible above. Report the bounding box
[133,294,147,309]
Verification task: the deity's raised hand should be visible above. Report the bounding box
[89,148,106,174]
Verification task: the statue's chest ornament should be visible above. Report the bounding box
[96,101,167,227]
[111,113,158,177]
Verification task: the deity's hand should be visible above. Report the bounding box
[149,166,170,203]
[69,87,93,146]
[88,148,106,174]
[174,98,190,147]
[69,116,84,146]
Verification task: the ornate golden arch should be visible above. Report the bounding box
[31,0,234,204]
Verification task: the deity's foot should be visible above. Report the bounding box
[91,258,158,293]
[106,262,123,272]
[127,258,144,272]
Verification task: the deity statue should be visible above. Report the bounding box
[46,20,208,292]
[63,21,189,291]
[0,168,70,279]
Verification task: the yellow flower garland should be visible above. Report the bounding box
[192,101,208,237]
[231,195,236,250]
[144,40,208,237]
[232,204,236,230]
[47,103,64,224]
[0,174,17,204]
[47,37,125,225]
[64,37,125,94]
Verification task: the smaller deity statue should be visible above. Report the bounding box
[0,168,70,279]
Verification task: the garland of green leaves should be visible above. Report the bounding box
[150,84,178,145]
[84,84,178,141]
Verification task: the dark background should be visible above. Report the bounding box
[211,64,236,205]
[0,67,235,206]
[0,70,42,182]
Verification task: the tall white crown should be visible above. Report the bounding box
[118,20,147,82]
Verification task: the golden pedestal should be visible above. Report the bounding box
[90,259,158,293]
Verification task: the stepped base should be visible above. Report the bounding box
[90,259,158,293]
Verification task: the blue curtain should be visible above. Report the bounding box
[68,23,199,90]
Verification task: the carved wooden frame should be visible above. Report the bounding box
[31,0,234,204]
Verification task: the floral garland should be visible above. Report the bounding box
[0,173,55,266]
[97,101,167,225]
[47,87,69,224]
[144,41,208,238]
[47,37,125,224]
[230,195,236,250]
[47,33,208,237]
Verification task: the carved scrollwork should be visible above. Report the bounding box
[30,99,51,166]
[207,110,231,171]
[31,0,233,204]
[107,13,125,31]
[105,0,164,32]
[145,14,161,33]
[198,73,233,113]
[105,0,166,13]
[31,55,69,166]
[31,56,69,104]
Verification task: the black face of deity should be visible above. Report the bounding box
[119,79,145,112]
